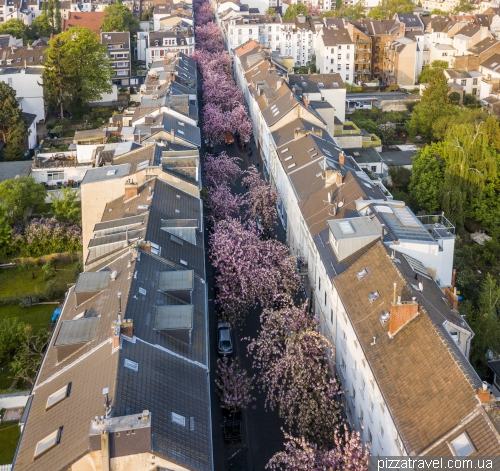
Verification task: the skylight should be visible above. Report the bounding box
[308,148,315,152]
[311,152,318,157]
[338,220,354,234]
[369,291,380,303]
[284,156,293,161]
[34,428,62,458]
[357,268,368,280]
[281,148,289,153]
[124,358,138,371]
[288,163,296,169]
[46,384,70,410]
[450,433,475,456]
[106,169,117,176]
[172,412,185,426]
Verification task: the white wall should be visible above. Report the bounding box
[0,69,45,123]
[0,392,29,411]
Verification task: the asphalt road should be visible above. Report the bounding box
[203,139,287,471]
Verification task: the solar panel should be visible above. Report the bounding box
[338,220,354,234]
[402,253,432,279]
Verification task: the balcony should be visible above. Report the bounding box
[355,58,370,63]
[355,69,371,75]
[362,134,381,148]
[416,214,455,240]
[334,121,361,136]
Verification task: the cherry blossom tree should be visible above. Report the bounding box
[202,103,227,144]
[195,3,213,24]
[229,104,253,141]
[209,219,298,322]
[267,427,370,471]
[203,73,243,111]
[243,165,279,236]
[247,302,342,444]
[204,152,242,189]
[206,185,244,223]
[215,356,254,432]
[195,22,224,53]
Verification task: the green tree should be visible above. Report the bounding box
[30,14,55,38]
[283,3,311,19]
[0,19,31,44]
[101,1,140,34]
[48,0,55,27]
[51,186,81,225]
[430,8,449,14]
[406,72,454,140]
[368,0,413,19]
[432,107,487,141]
[0,318,24,364]
[408,143,445,213]
[0,204,12,254]
[453,0,474,13]
[265,7,276,14]
[10,325,50,387]
[319,10,337,18]
[417,60,448,83]
[43,27,113,118]
[467,274,500,376]
[55,0,62,32]
[0,82,28,161]
[343,2,365,20]
[0,176,47,224]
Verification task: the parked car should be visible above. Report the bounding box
[217,322,233,355]
[223,131,234,145]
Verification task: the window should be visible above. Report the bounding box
[116,70,128,76]
[346,64,349,70]
[368,397,374,421]
[238,29,242,35]
[360,378,366,399]
[379,424,385,439]
[34,428,62,458]
[359,408,364,424]
[473,78,478,85]
[472,88,477,96]
[346,75,349,81]
[346,54,350,60]
[442,52,448,57]
[338,54,341,60]
[325,291,327,305]
[337,64,341,71]
[341,329,347,352]
[116,61,128,67]
[331,48,334,53]
[352,360,357,378]
[318,277,321,291]
[367,428,372,445]
[371,165,377,172]
[450,432,475,456]
[330,308,333,324]
[461,79,466,86]
[47,172,65,181]
[249,29,252,34]
[331,58,334,64]
[339,355,346,374]
[46,384,71,410]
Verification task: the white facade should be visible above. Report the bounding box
[316,32,355,84]
[0,68,45,123]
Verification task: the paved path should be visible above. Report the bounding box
[204,138,288,471]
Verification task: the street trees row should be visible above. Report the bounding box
[192,4,252,144]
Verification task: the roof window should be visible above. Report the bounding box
[172,412,185,426]
[369,291,380,303]
[288,163,296,169]
[124,358,138,371]
[357,268,368,280]
[311,152,318,157]
[308,148,315,152]
[46,383,71,410]
[280,148,289,153]
[338,220,354,234]
[284,156,293,162]
[106,169,117,176]
[450,432,475,456]
[34,428,62,458]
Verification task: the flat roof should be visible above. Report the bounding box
[158,270,194,292]
[82,163,131,185]
[327,216,382,240]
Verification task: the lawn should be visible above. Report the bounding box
[0,422,21,465]
[0,262,79,301]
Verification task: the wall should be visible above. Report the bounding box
[322,88,346,122]
[89,85,118,107]
[396,42,417,87]
[0,392,29,411]
[31,166,92,184]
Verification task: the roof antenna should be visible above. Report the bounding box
[371,336,376,345]
[117,292,122,324]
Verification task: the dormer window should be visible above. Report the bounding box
[46,383,71,410]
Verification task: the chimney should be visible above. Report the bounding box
[388,299,419,337]
[339,151,345,167]
[171,128,175,142]
[124,180,138,201]
[292,86,296,93]
[111,321,120,349]
[451,269,456,292]
[303,97,309,108]
[277,80,282,89]
[293,127,307,139]
[324,169,339,187]
[167,103,171,109]
[121,318,134,339]
[164,56,167,64]
[443,285,459,311]
[101,430,110,471]
[478,382,491,403]
[336,172,343,185]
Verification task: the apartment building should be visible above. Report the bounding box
[316,26,354,83]
[14,158,212,471]
[101,32,132,87]
[141,27,195,64]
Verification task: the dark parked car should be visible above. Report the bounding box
[217,322,233,355]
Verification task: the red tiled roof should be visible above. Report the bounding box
[62,12,106,34]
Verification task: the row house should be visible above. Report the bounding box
[479,52,500,100]
[444,68,483,98]
[138,26,195,64]
[231,39,500,456]
[345,21,372,84]
[153,2,193,31]
[101,32,132,87]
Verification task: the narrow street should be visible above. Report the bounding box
[203,138,288,471]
